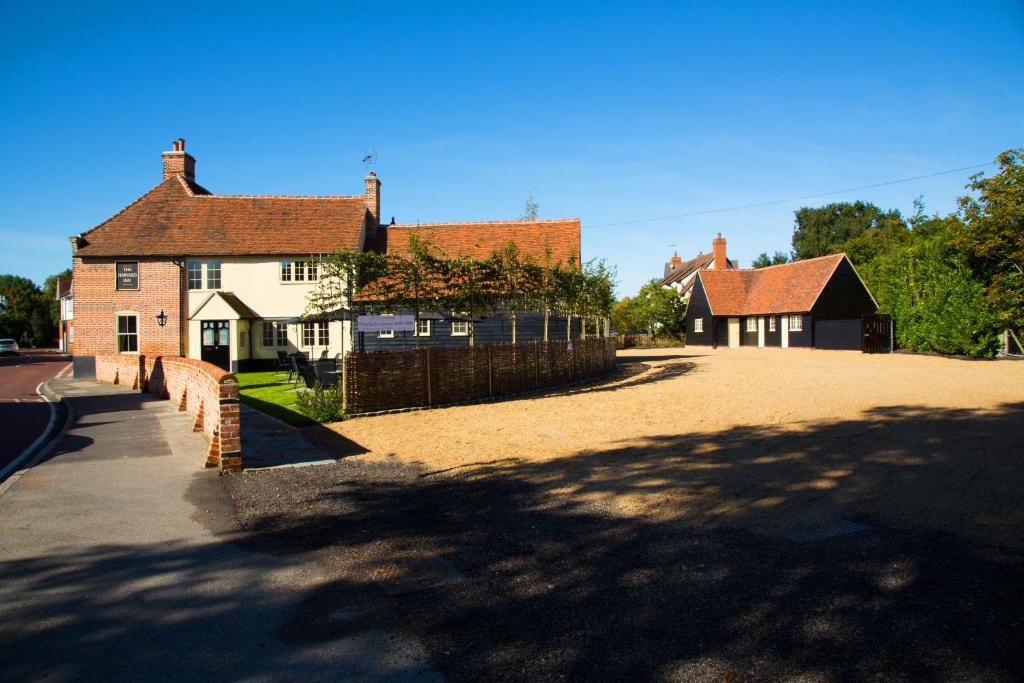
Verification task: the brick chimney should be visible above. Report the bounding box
[162,138,196,182]
[664,251,683,277]
[364,171,380,228]
[712,233,728,270]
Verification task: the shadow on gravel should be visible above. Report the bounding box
[4,397,1021,681]
[220,400,1024,680]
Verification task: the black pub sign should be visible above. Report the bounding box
[115,261,139,290]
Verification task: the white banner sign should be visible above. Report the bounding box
[357,314,416,333]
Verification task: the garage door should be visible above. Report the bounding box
[814,319,861,350]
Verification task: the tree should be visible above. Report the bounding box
[521,196,539,221]
[614,280,686,337]
[791,201,903,260]
[955,149,1024,334]
[0,274,58,346]
[859,215,1000,357]
[751,251,792,268]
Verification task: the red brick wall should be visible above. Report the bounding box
[72,257,183,357]
[94,353,242,472]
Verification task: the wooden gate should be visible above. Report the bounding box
[862,314,893,354]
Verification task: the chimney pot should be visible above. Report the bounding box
[162,138,196,181]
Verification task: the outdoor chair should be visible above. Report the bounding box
[289,353,310,386]
[298,365,318,390]
[319,348,329,359]
[275,350,290,373]
[313,360,339,387]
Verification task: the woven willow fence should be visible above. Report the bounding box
[344,337,617,415]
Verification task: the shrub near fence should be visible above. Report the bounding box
[344,337,617,415]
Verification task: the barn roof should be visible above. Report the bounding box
[696,254,850,315]
[377,219,581,265]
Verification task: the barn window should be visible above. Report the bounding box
[746,318,757,332]
[769,317,776,332]
[451,320,469,336]
[694,318,703,333]
[789,315,803,331]
[414,319,431,337]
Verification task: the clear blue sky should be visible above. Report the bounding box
[1,1,1021,295]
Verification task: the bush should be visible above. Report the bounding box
[294,382,344,423]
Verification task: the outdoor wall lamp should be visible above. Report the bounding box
[156,310,168,327]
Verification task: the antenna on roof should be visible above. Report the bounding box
[666,243,677,249]
[362,149,376,168]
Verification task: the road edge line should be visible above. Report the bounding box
[0,378,72,496]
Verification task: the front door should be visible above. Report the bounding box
[757,317,765,347]
[727,318,740,348]
[201,320,231,370]
[781,316,789,348]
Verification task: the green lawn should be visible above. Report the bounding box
[235,371,313,427]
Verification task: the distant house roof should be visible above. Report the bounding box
[377,219,581,265]
[74,175,369,257]
[660,252,736,287]
[697,253,857,315]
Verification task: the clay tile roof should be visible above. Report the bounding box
[697,254,847,315]
[378,219,581,265]
[660,251,738,286]
[75,175,369,257]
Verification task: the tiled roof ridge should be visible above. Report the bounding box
[175,174,363,201]
[192,193,365,201]
[389,218,580,228]
[79,176,183,239]
[731,252,845,273]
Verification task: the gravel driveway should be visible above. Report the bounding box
[226,348,1024,680]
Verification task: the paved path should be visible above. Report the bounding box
[240,404,337,468]
[0,350,69,475]
[0,378,440,683]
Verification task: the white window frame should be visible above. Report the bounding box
[206,260,222,290]
[302,321,316,346]
[769,316,776,332]
[115,312,139,353]
[262,322,275,347]
[317,322,329,346]
[789,315,803,332]
[451,320,469,336]
[187,260,203,290]
[280,260,293,282]
[378,313,395,339]
[746,318,757,332]
[277,324,288,347]
[280,259,320,283]
[414,319,431,337]
[694,317,703,333]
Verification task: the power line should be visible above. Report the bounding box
[583,161,994,230]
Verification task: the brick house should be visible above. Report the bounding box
[68,139,582,373]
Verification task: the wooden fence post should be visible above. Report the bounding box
[425,347,432,406]
[534,340,539,389]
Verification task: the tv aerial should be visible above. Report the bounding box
[362,149,376,168]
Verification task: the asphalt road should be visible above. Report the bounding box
[0,349,69,474]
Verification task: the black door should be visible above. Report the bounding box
[201,321,231,370]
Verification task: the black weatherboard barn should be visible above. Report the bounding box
[684,236,878,351]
